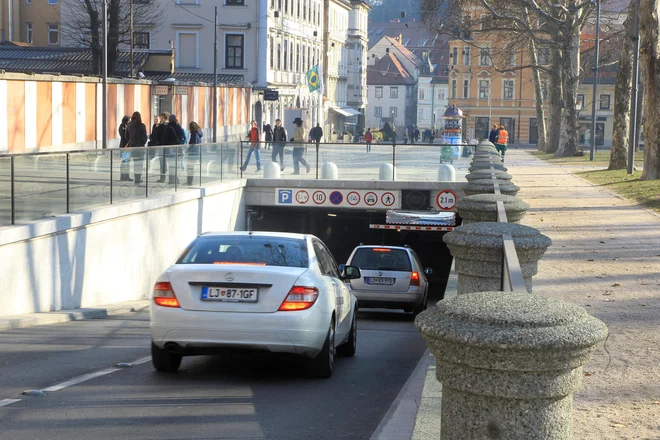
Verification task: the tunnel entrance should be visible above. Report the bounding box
[248,206,454,301]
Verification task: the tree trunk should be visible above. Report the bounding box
[546,48,563,153]
[84,0,101,74]
[528,39,547,151]
[107,0,121,76]
[609,2,635,170]
[557,29,581,157]
[639,0,660,180]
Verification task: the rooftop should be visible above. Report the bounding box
[367,53,416,86]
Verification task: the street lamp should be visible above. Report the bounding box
[589,0,601,161]
[627,0,642,174]
[102,0,108,149]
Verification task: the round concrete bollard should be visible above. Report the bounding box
[263,161,281,178]
[443,222,551,293]
[468,162,508,173]
[478,140,496,147]
[457,194,530,224]
[93,155,109,172]
[321,162,339,180]
[437,164,456,182]
[472,153,501,162]
[379,163,395,180]
[465,179,520,196]
[465,169,512,182]
[206,159,222,177]
[415,291,608,440]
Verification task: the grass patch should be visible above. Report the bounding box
[576,169,660,213]
[528,150,643,167]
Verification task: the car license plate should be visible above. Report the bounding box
[365,277,395,285]
[201,286,258,302]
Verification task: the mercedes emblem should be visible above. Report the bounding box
[225,273,235,282]
[378,271,383,276]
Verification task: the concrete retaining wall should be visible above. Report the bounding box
[0,180,246,316]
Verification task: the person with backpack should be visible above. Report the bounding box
[127,111,148,185]
[365,127,373,153]
[186,121,203,186]
[118,115,131,181]
[241,120,262,172]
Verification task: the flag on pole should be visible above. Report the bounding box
[306,65,323,93]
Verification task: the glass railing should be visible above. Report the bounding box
[0,141,472,227]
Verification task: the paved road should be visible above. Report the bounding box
[0,309,427,440]
[0,144,470,227]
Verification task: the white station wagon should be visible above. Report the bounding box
[150,231,361,378]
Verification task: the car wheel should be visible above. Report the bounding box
[412,295,428,319]
[151,342,182,373]
[337,311,357,357]
[308,322,335,378]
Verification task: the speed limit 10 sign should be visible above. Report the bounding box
[436,190,457,211]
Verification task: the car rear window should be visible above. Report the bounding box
[350,248,412,271]
[177,236,309,268]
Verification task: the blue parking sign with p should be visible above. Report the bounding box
[278,189,293,204]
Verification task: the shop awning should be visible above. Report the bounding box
[330,106,361,117]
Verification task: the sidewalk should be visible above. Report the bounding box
[411,149,660,439]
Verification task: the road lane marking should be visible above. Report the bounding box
[42,356,152,392]
[0,399,22,407]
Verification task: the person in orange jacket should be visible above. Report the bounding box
[496,125,509,162]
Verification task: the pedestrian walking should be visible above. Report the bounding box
[272,118,287,171]
[263,123,273,150]
[118,115,131,181]
[414,127,420,143]
[311,123,323,149]
[291,117,310,175]
[126,111,148,185]
[429,129,435,144]
[186,121,203,186]
[489,124,499,144]
[163,114,185,184]
[391,129,398,148]
[496,125,509,162]
[365,127,373,153]
[154,112,171,183]
[241,120,262,172]
[403,128,409,144]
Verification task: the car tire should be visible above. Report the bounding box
[151,342,182,373]
[337,311,357,358]
[308,322,335,378]
[412,295,428,319]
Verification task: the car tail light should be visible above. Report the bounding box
[410,272,420,287]
[279,286,319,311]
[153,282,180,308]
[372,248,391,252]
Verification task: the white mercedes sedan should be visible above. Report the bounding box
[150,231,361,378]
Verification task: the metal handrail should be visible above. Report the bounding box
[488,164,527,292]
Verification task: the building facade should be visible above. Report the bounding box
[346,0,371,129]
[20,0,60,46]
[365,53,415,132]
[416,75,448,131]
[324,0,352,132]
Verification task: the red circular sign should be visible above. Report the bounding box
[381,192,396,207]
[364,192,378,206]
[347,191,361,206]
[312,190,326,205]
[436,190,457,211]
[295,190,309,204]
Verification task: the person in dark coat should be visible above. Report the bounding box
[272,118,287,171]
[158,113,184,184]
[118,115,131,181]
[127,111,148,185]
[186,121,203,186]
[311,124,323,148]
[263,123,273,149]
[489,124,500,144]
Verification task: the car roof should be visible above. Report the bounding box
[200,231,311,240]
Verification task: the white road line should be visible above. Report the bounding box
[41,367,121,392]
[0,399,22,407]
[131,356,152,366]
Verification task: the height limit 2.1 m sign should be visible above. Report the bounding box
[276,189,401,209]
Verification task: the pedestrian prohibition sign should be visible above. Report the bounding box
[275,188,401,209]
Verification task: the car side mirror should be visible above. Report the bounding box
[424,267,433,276]
[342,265,361,280]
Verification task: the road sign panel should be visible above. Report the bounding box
[381,192,395,207]
[313,191,326,204]
[347,191,360,206]
[436,190,457,211]
[329,191,343,205]
[295,190,309,204]
[276,189,401,209]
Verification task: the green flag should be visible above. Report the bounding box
[306,65,323,93]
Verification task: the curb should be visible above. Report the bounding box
[0,300,150,331]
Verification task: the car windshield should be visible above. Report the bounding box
[350,248,412,271]
[177,236,309,268]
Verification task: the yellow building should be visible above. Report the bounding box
[1,0,20,42]
[446,14,538,144]
[19,0,60,46]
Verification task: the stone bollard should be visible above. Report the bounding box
[443,222,551,293]
[457,194,530,224]
[206,160,222,177]
[149,156,165,175]
[437,164,456,181]
[93,155,109,173]
[465,169,512,182]
[472,153,501,162]
[415,291,608,440]
[379,163,395,180]
[321,162,339,180]
[465,179,520,196]
[468,162,508,173]
[263,161,281,178]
